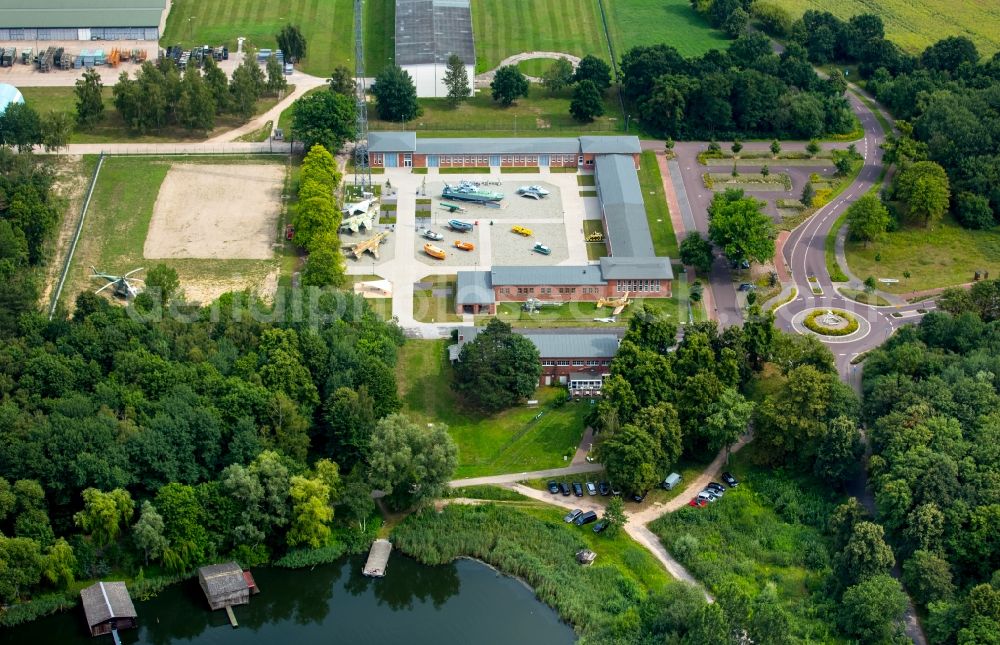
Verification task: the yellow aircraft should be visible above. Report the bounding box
[596,292,631,316]
[346,231,389,259]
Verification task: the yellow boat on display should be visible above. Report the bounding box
[454,240,475,251]
[424,243,446,260]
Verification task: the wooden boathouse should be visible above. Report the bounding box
[197,562,259,626]
[80,581,137,640]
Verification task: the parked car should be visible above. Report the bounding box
[689,498,708,507]
[598,482,611,496]
[738,282,754,292]
[722,472,739,487]
[533,243,552,255]
[662,472,682,490]
[586,482,597,496]
[572,482,584,497]
[593,521,608,533]
[559,482,571,496]
[631,490,648,503]
[547,481,560,494]
[697,490,718,503]
[563,509,583,523]
[574,510,598,526]
[706,482,726,496]
[611,485,622,497]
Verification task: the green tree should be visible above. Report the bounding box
[74,68,104,127]
[230,56,265,120]
[491,65,529,107]
[266,55,288,96]
[834,154,853,176]
[724,6,750,38]
[806,138,821,157]
[156,483,210,572]
[291,90,356,153]
[144,263,180,306]
[760,163,770,177]
[955,191,995,230]
[703,387,754,455]
[573,55,612,90]
[327,66,355,96]
[132,501,168,566]
[453,318,542,411]
[341,467,375,532]
[602,496,627,537]
[707,190,776,266]
[570,79,605,122]
[749,584,792,645]
[731,139,743,157]
[679,232,714,274]
[41,538,76,589]
[689,280,703,303]
[623,304,678,352]
[287,474,333,548]
[367,414,458,510]
[0,536,42,603]
[0,102,42,151]
[322,386,376,465]
[443,54,471,105]
[813,415,863,486]
[903,549,955,606]
[202,57,231,114]
[847,194,891,245]
[839,575,907,642]
[177,65,215,131]
[73,488,135,549]
[276,24,307,62]
[836,521,895,587]
[894,160,951,227]
[801,181,815,207]
[302,232,346,287]
[40,111,72,151]
[685,602,730,644]
[542,57,575,93]
[596,424,662,494]
[372,65,420,122]
[770,139,781,157]
[293,196,339,249]
[864,275,877,294]
[636,403,682,470]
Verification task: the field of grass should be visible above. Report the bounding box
[517,58,556,77]
[638,151,679,258]
[470,0,610,72]
[370,86,623,137]
[650,446,846,642]
[481,295,683,328]
[364,0,395,76]
[413,275,462,323]
[161,0,355,77]
[769,0,1000,56]
[844,215,1000,293]
[20,86,284,144]
[64,157,282,309]
[606,0,730,61]
[396,340,589,477]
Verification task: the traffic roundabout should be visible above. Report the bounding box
[790,306,871,343]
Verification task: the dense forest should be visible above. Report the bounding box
[863,282,1000,643]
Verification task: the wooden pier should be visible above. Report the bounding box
[363,539,392,577]
[225,605,238,628]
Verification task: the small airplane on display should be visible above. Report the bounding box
[596,291,631,316]
[343,198,376,217]
[593,316,617,324]
[522,298,563,313]
[91,266,144,299]
[439,202,467,214]
[340,211,375,234]
[448,219,474,232]
[517,185,550,199]
[345,231,389,259]
[419,228,444,241]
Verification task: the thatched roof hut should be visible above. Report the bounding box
[198,562,250,611]
[80,581,137,637]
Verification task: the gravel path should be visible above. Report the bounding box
[475,51,581,85]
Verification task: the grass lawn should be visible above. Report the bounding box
[844,215,1000,293]
[650,445,846,642]
[606,0,730,60]
[517,58,556,77]
[470,0,610,72]
[64,156,282,309]
[20,86,285,144]
[364,0,395,76]
[768,0,1000,56]
[480,295,683,328]
[396,340,588,477]
[370,86,623,137]
[638,151,679,258]
[583,219,607,261]
[836,287,891,307]
[161,0,355,77]
[413,274,463,323]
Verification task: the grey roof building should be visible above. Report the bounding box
[80,581,137,637]
[198,562,251,611]
[600,257,673,280]
[595,154,656,258]
[580,136,641,154]
[456,270,494,306]
[449,326,623,362]
[0,0,166,40]
[369,131,417,154]
[491,265,606,286]
[396,0,475,66]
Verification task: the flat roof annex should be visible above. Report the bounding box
[491,265,606,286]
[0,0,165,28]
[595,154,656,258]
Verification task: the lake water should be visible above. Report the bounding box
[4,553,575,644]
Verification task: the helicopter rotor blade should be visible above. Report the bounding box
[94,282,114,295]
[122,268,145,279]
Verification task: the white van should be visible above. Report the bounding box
[662,472,682,490]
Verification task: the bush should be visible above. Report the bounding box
[803,309,859,336]
[275,542,347,568]
[0,591,76,627]
[955,192,996,229]
[673,534,701,560]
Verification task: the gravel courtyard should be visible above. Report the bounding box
[491,222,569,266]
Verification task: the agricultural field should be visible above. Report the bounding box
[844,215,1000,294]
[62,156,286,309]
[161,0,360,77]
[769,0,1000,56]
[395,340,589,478]
[369,87,624,137]
[470,0,610,71]
[606,0,731,59]
[19,86,286,144]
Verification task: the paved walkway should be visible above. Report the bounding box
[448,462,604,488]
[207,73,329,143]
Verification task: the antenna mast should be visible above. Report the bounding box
[353,0,372,189]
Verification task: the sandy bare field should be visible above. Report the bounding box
[144,164,283,260]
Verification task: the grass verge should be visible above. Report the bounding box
[638,151,679,258]
[396,340,588,477]
[479,295,682,328]
[836,288,891,307]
